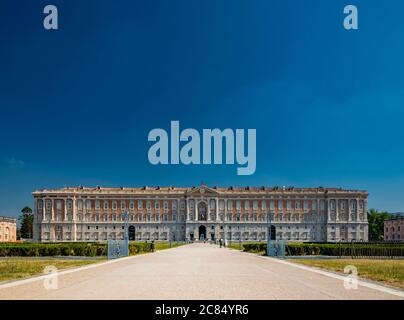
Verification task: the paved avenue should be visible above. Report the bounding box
[0,243,403,300]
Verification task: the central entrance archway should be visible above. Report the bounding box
[128,225,136,241]
[199,225,206,241]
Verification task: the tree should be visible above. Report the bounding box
[367,209,392,241]
[18,206,33,239]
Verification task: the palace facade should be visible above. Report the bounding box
[0,216,17,242]
[32,185,369,243]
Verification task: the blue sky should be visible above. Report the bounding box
[1,0,404,218]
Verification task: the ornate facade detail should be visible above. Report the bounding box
[32,185,369,242]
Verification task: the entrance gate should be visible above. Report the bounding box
[199,225,206,241]
[128,225,135,241]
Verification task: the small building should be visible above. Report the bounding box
[0,216,17,242]
[384,216,404,241]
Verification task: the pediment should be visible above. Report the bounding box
[186,185,219,197]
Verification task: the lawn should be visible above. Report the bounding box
[0,258,104,283]
[291,259,404,289]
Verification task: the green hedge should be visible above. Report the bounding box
[0,243,107,257]
[240,242,404,257]
[0,241,184,257]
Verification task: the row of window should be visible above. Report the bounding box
[43,211,369,223]
[386,226,402,233]
[38,198,365,212]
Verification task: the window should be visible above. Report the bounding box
[163,201,168,210]
[121,201,126,210]
[146,201,151,210]
[173,200,177,210]
[210,200,215,209]
[189,200,195,209]
[304,200,308,210]
[312,200,317,209]
[227,200,233,210]
[236,200,241,210]
[112,201,117,210]
[56,200,62,210]
[104,201,109,210]
[244,201,249,210]
[253,200,258,210]
[262,201,266,210]
[130,201,134,210]
[214,200,222,210]
[295,201,300,210]
[46,200,52,209]
[86,200,91,210]
[180,201,185,210]
[278,200,283,210]
[287,200,291,210]
[95,200,100,210]
[138,200,143,209]
[270,200,275,210]
[155,201,160,210]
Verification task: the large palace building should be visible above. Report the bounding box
[32,185,369,243]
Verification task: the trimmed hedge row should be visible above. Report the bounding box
[0,243,106,257]
[0,242,181,257]
[241,242,404,257]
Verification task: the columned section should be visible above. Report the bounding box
[32,185,369,243]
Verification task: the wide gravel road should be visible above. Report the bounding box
[0,243,403,300]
